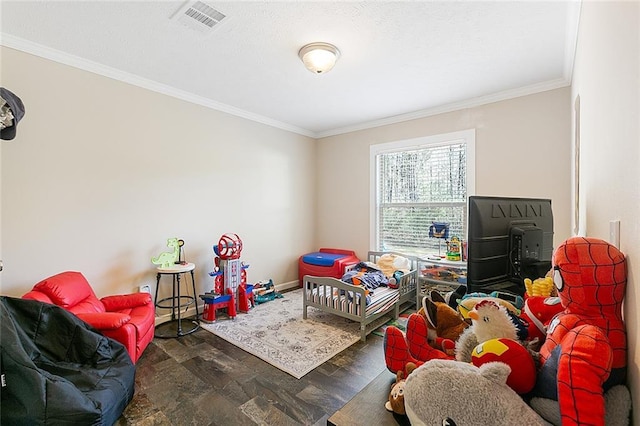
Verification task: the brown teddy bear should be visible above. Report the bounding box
[384,362,417,415]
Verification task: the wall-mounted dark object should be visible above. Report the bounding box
[1,87,25,140]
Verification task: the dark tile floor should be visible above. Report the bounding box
[116,322,389,426]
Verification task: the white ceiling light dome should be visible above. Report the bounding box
[298,42,340,74]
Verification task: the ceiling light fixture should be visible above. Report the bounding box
[298,42,340,74]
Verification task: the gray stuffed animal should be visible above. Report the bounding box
[404,360,548,426]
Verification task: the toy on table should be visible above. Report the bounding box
[445,236,462,261]
[403,360,547,425]
[529,237,632,425]
[151,237,180,268]
[200,233,254,322]
[429,221,449,257]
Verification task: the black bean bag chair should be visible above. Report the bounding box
[1,296,135,425]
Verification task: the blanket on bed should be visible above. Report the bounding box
[341,262,389,290]
[342,255,411,291]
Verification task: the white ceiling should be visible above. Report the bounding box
[0,1,581,138]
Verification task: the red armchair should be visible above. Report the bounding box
[22,271,155,364]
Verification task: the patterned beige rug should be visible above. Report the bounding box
[200,288,387,379]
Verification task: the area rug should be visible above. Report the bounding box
[200,289,389,379]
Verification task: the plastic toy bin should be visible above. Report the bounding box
[298,248,360,287]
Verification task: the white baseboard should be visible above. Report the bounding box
[153,280,300,326]
[275,280,299,292]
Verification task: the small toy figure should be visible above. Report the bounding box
[446,236,462,261]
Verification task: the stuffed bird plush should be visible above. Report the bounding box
[455,299,520,363]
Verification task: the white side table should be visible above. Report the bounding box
[154,262,200,338]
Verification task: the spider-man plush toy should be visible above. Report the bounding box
[530,236,630,425]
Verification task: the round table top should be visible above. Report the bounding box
[156,262,195,273]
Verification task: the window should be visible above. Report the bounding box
[370,129,475,257]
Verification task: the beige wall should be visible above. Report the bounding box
[0,47,317,300]
[571,1,640,418]
[316,87,572,258]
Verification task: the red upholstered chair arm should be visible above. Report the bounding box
[22,291,54,304]
[75,312,131,330]
[101,293,152,311]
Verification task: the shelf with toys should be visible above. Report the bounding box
[417,236,467,307]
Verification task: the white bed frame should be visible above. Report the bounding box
[302,251,417,342]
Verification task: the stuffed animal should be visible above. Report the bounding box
[454,299,522,364]
[519,295,563,350]
[525,275,555,297]
[457,294,521,320]
[421,291,468,343]
[384,362,417,415]
[404,360,547,425]
[384,293,468,375]
[385,294,526,376]
[529,237,631,426]
[471,337,537,394]
[376,253,411,278]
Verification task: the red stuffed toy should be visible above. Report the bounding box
[471,337,537,394]
[519,295,563,349]
[530,237,627,425]
[384,293,465,375]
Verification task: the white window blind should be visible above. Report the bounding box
[371,130,475,257]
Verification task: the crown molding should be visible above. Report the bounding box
[315,77,571,139]
[1,33,574,141]
[0,33,316,138]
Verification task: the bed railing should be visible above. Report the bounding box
[302,251,416,341]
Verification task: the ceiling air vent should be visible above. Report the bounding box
[171,1,226,34]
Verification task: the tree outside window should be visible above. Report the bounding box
[371,130,475,257]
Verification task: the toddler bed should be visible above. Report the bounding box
[302,251,417,341]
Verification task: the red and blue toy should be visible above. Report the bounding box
[200,233,254,322]
[529,237,631,425]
